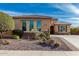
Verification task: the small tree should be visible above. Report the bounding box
[0,12,15,39]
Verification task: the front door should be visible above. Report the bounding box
[22,20,26,31]
[50,26,54,34]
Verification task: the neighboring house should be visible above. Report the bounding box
[13,15,71,34]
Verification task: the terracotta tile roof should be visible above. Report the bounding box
[13,15,53,19]
[54,22,71,25]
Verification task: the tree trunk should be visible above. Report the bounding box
[0,32,3,39]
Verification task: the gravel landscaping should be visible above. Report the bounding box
[0,38,72,51]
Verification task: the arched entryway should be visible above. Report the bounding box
[50,26,54,34]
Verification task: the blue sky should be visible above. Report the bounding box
[0,3,79,27]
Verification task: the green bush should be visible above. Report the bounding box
[71,28,79,35]
[12,29,24,38]
[12,35,20,40]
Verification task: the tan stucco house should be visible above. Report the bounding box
[12,15,71,34]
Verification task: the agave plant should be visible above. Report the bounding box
[37,32,50,44]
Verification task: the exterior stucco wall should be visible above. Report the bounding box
[41,19,51,31]
[33,19,38,31]
[13,16,71,35]
[54,25,58,33]
[14,19,18,29]
[14,19,22,30]
[67,25,70,33]
[14,18,52,32]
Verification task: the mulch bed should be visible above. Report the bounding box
[0,38,72,51]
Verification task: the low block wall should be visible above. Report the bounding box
[54,32,70,35]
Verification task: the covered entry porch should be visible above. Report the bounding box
[50,22,71,35]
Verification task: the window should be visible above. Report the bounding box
[37,20,41,31]
[22,20,26,31]
[58,25,67,32]
[29,20,34,31]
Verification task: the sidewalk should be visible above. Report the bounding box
[0,50,79,56]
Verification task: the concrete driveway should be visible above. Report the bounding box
[50,35,79,50]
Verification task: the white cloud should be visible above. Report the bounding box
[0,9,68,18]
[0,10,27,16]
[71,23,79,28]
[51,3,79,15]
[50,3,79,27]
[0,10,44,16]
[66,4,79,14]
[0,9,52,16]
[59,17,79,27]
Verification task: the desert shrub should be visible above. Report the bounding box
[0,36,2,39]
[0,40,10,45]
[12,29,24,38]
[12,35,20,40]
[71,28,79,35]
[38,32,47,42]
[43,31,50,37]
[46,39,54,45]
[2,40,10,45]
[36,31,50,44]
[54,42,60,48]
[38,32,50,40]
[43,31,50,40]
